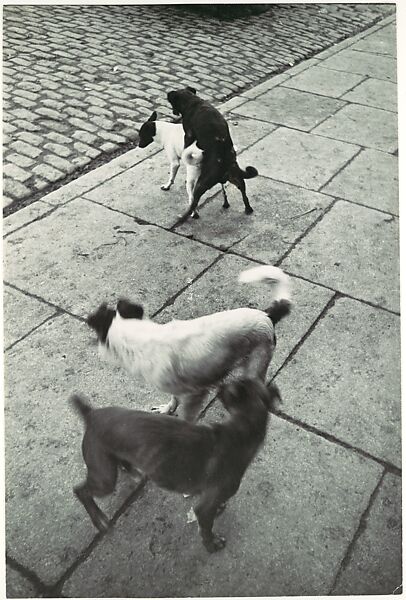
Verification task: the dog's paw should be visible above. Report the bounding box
[245,207,254,215]
[187,507,197,523]
[150,403,177,416]
[222,202,230,209]
[161,184,171,191]
[205,533,226,553]
[192,211,200,219]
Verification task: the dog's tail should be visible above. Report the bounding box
[238,265,291,325]
[182,144,204,166]
[238,164,258,179]
[70,393,92,422]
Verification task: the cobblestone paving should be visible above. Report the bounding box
[3,3,393,212]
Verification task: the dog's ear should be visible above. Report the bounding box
[262,381,282,413]
[186,86,197,94]
[117,299,144,320]
[167,90,179,114]
[147,111,157,122]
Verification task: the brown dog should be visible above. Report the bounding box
[167,86,258,226]
[71,378,281,552]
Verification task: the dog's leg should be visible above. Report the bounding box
[228,167,254,215]
[221,184,230,209]
[75,438,118,532]
[244,345,274,382]
[174,171,220,227]
[151,395,179,415]
[177,391,207,423]
[186,166,200,219]
[194,485,238,552]
[161,160,180,191]
[74,483,110,532]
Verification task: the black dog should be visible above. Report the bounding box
[71,378,281,552]
[167,86,258,226]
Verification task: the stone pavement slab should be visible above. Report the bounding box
[42,143,158,207]
[84,152,193,229]
[62,416,382,597]
[350,24,397,57]
[323,148,398,215]
[281,201,400,312]
[227,115,277,151]
[4,313,160,584]
[342,77,397,112]
[3,286,56,348]
[177,176,334,260]
[275,298,401,467]
[320,48,397,82]
[3,201,54,237]
[333,473,402,595]
[233,86,345,131]
[281,65,365,98]
[313,103,398,153]
[238,127,360,191]
[6,566,38,598]
[156,253,334,374]
[3,198,219,317]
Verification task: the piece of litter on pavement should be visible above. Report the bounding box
[187,507,197,524]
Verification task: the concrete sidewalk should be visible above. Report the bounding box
[4,15,400,597]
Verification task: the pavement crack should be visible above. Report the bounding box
[152,254,224,318]
[273,291,341,379]
[6,554,49,597]
[275,198,337,266]
[328,471,386,594]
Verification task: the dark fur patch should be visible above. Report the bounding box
[116,299,144,320]
[86,303,115,343]
[138,119,156,148]
[265,299,291,326]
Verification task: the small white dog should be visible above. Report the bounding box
[138,111,229,218]
[87,265,291,422]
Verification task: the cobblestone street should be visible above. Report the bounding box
[3,3,393,212]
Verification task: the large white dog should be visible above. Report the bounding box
[87,265,291,421]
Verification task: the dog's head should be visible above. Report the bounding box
[86,303,116,344]
[138,111,157,148]
[167,86,197,116]
[87,300,144,343]
[219,379,282,416]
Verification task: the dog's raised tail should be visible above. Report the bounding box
[70,393,92,421]
[239,265,291,325]
[239,165,258,179]
[182,144,204,166]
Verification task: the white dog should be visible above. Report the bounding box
[138,111,229,218]
[87,265,291,422]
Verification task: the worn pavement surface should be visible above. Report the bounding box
[3,12,401,599]
[3,3,394,210]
